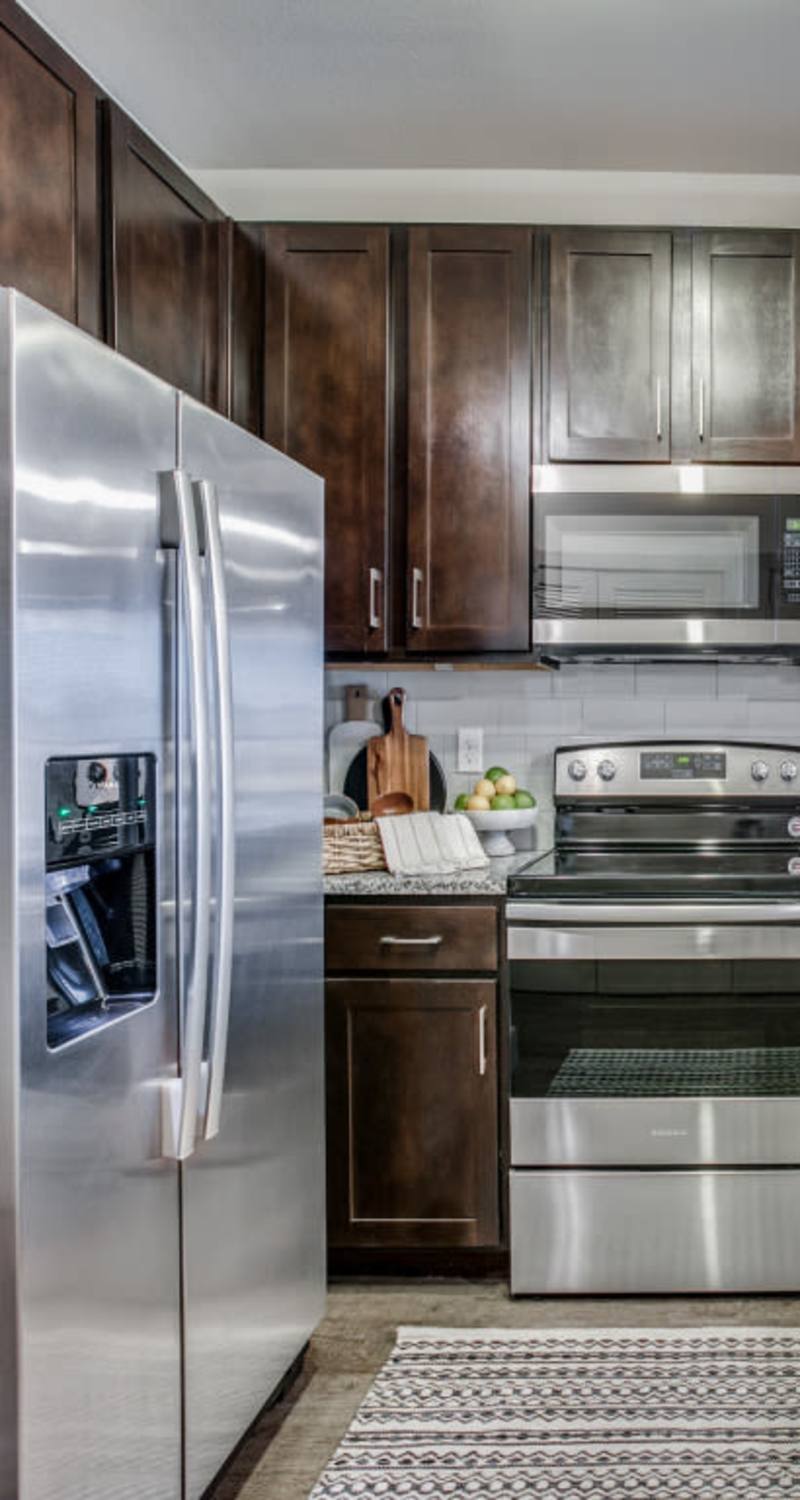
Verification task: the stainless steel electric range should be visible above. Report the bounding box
[507,741,800,1295]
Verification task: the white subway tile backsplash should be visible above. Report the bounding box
[635,663,718,699]
[552,664,635,698]
[581,697,665,734]
[744,701,800,738]
[325,662,800,819]
[663,698,749,733]
[718,663,800,699]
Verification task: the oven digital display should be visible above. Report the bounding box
[640,750,727,779]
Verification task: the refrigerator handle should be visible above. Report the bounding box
[195,479,236,1142]
[159,470,212,1161]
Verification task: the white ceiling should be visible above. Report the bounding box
[21,0,800,174]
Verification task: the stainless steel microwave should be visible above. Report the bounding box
[533,466,800,661]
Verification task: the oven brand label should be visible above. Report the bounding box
[789,858,800,875]
[650,1128,689,1138]
[788,817,800,838]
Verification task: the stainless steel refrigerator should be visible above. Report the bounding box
[0,290,326,1500]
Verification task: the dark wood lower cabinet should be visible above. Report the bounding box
[326,977,499,1249]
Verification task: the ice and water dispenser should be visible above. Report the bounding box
[45,755,157,1048]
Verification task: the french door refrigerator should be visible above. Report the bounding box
[0,290,326,1500]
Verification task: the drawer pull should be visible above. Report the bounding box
[478,1004,488,1076]
[379,934,443,946]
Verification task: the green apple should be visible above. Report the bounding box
[453,793,470,811]
[484,766,509,784]
[514,790,536,809]
[492,794,516,811]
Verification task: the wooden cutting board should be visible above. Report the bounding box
[367,687,430,812]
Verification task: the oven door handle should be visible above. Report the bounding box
[507,901,800,926]
[508,922,800,962]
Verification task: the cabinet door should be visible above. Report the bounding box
[407,226,531,652]
[690,232,800,462]
[227,221,264,436]
[0,1,100,333]
[264,225,389,654]
[549,229,671,461]
[326,978,499,1248]
[105,104,226,409]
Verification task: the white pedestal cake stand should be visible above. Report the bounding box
[463,806,538,857]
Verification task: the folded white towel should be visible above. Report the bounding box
[376,812,489,877]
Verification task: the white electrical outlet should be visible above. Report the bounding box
[458,727,484,773]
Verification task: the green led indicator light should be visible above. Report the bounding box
[137,797,146,807]
[87,804,98,814]
[57,806,71,819]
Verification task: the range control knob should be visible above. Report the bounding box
[780,760,798,782]
[597,758,617,782]
[88,760,107,786]
[751,760,770,783]
[567,758,587,782]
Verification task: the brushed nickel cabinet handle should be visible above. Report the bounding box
[411,567,423,629]
[380,934,443,946]
[478,1005,488,1076]
[698,376,705,441]
[655,376,663,441]
[368,567,382,630]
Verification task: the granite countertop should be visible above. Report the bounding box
[324,851,534,898]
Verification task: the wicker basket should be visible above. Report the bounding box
[323,818,387,875]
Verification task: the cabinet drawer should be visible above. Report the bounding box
[326,904,497,972]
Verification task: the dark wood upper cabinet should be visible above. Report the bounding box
[264,225,389,654]
[227,221,264,436]
[407,226,531,653]
[326,977,499,1249]
[690,231,800,462]
[549,229,672,461]
[105,103,227,409]
[0,0,100,333]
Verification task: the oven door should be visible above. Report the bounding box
[508,901,800,1167]
[532,474,800,652]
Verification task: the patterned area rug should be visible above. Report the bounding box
[309,1325,800,1497]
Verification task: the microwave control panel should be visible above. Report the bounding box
[782,518,800,598]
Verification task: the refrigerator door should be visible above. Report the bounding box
[180,398,325,1499]
[7,294,182,1500]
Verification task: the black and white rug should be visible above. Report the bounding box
[310,1325,800,1497]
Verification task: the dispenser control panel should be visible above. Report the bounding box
[45,753,157,1049]
[46,754,155,867]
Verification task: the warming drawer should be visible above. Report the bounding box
[510,1169,800,1294]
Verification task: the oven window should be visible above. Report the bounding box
[511,957,800,1099]
[541,512,760,614]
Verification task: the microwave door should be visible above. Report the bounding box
[532,486,795,654]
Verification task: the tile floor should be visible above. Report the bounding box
[208,1280,800,1500]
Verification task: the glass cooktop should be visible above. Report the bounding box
[508,845,800,900]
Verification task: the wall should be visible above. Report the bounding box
[326,662,800,844]
[194,168,800,227]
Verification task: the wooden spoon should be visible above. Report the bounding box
[372,791,414,817]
